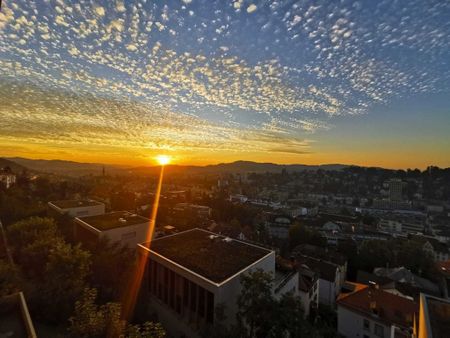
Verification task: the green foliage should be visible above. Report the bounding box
[69,288,165,338]
[69,288,124,338]
[88,237,135,302]
[36,241,91,321]
[6,217,92,323]
[237,269,275,338]
[235,269,339,338]
[7,217,58,253]
[289,223,326,249]
[353,238,436,279]
[0,259,20,297]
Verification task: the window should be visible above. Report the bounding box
[374,324,384,338]
[363,319,370,330]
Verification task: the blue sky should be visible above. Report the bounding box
[0,0,449,167]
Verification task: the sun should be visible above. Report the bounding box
[156,155,171,166]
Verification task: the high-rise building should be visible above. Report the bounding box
[389,179,404,202]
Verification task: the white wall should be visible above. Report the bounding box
[337,305,390,338]
[318,278,336,307]
[60,204,105,217]
[102,222,148,248]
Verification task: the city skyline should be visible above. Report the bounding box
[0,0,449,169]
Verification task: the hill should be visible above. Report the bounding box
[3,158,348,177]
[5,157,127,177]
[0,158,29,173]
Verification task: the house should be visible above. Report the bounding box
[138,228,297,337]
[417,293,450,338]
[0,167,16,189]
[265,214,292,239]
[48,199,105,218]
[293,244,348,286]
[0,292,37,338]
[75,211,150,248]
[297,265,319,317]
[411,235,450,262]
[294,255,342,307]
[337,284,418,338]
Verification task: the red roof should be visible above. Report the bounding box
[337,286,418,329]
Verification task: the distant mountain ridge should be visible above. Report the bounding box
[3,157,349,176]
[0,158,28,173]
[4,157,127,176]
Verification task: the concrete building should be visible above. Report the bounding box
[0,292,37,338]
[337,284,417,338]
[48,199,105,218]
[138,228,295,337]
[297,266,319,317]
[417,293,450,338]
[294,255,343,307]
[388,179,404,202]
[75,211,149,248]
[266,215,292,239]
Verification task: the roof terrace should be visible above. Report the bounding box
[49,199,103,209]
[140,228,273,284]
[77,211,149,231]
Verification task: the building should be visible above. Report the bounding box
[389,179,404,202]
[75,211,149,248]
[0,292,37,338]
[378,214,425,235]
[417,293,450,338]
[293,243,348,285]
[297,266,319,317]
[265,214,292,239]
[294,255,342,307]
[48,199,105,218]
[337,284,418,338]
[0,167,16,189]
[139,228,296,337]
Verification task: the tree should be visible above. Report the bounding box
[88,237,135,302]
[7,217,92,323]
[237,269,276,338]
[0,259,20,297]
[270,293,305,337]
[7,217,58,254]
[36,241,91,322]
[289,223,326,249]
[69,288,165,338]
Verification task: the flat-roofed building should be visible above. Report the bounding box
[417,293,450,338]
[0,292,37,338]
[48,199,105,218]
[75,211,149,248]
[139,228,279,337]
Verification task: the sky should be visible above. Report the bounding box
[0,0,449,168]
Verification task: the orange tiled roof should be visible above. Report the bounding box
[337,286,418,329]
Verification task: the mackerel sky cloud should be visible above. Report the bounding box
[0,0,449,167]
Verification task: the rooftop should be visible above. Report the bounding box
[294,255,338,283]
[77,211,149,231]
[421,294,450,338]
[49,199,103,209]
[141,228,273,284]
[337,285,418,329]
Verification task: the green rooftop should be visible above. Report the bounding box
[77,211,149,231]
